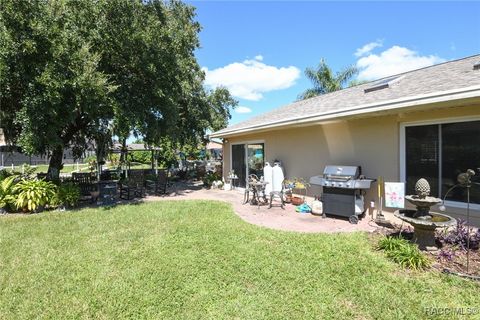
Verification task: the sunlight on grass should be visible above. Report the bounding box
[0,201,478,319]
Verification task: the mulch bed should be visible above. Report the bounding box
[370,223,480,278]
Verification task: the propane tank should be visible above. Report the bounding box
[311,195,323,215]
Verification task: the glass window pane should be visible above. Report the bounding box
[405,125,439,196]
[231,144,246,188]
[247,143,264,178]
[441,121,480,204]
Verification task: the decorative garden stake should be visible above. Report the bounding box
[440,169,477,273]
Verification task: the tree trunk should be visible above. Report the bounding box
[47,146,64,181]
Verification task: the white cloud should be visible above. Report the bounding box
[203,58,300,101]
[356,46,445,80]
[355,40,383,57]
[235,106,252,114]
[254,55,263,61]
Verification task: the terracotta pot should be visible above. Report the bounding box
[284,194,292,203]
[291,196,304,206]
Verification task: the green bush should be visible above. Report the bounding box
[14,179,57,212]
[203,171,221,187]
[378,236,410,251]
[0,176,17,211]
[378,236,430,270]
[55,183,81,208]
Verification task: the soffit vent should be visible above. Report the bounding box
[364,75,404,93]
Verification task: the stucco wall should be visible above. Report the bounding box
[222,105,480,226]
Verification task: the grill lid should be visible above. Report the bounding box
[323,165,359,179]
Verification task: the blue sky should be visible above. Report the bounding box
[190,1,480,125]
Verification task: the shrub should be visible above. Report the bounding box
[378,236,410,251]
[0,176,17,211]
[437,249,456,262]
[0,165,37,180]
[385,244,430,270]
[438,220,480,250]
[55,183,81,208]
[378,236,430,270]
[14,179,57,212]
[203,171,221,187]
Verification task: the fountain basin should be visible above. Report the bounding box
[394,209,456,251]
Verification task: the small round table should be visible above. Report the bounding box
[249,181,269,208]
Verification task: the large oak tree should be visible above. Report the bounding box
[0,0,236,179]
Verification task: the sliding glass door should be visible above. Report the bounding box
[247,143,264,178]
[404,120,480,204]
[231,144,246,188]
[231,143,265,188]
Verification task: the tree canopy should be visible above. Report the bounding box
[298,59,358,100]
[0,0,236,179]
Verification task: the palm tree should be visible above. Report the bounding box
[298,59,358,100]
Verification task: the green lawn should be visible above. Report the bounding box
[7,164,89,174]
[0,201,478,319]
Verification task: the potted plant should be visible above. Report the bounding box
[284,177,310,205]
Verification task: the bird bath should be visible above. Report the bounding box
[394,178,456,251]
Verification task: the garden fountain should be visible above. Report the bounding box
[394,178,456,251]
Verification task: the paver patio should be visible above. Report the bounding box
[146,181,384,233]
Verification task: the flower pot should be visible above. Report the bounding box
[291,196,304,206]
[284,194,292,203]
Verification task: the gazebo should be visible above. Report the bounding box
[110,143,163,177]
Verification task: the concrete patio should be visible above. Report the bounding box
[146,181,385,233]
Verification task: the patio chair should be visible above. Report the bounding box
[119,170,145,200]
[72,172,97,203]
[243,174,259,204]
[145,170,168,195]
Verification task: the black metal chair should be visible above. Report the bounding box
[145,170,168,195]
[119,170,145,200]
[72,172,97,203]
[243,174,259,204]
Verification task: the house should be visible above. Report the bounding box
[0,128,94,167]
[211,54,480,226]
[206,140,223,160]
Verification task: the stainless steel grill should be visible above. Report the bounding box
[310,165,374,189]
[310,165,375,224]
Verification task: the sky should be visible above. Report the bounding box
[189,1,480,126]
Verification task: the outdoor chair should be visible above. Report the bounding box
[72,172,97,203]
[119,170,145,200]
[145,170,168,195]
[243,174,259,204]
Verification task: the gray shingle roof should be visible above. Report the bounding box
[212,54,480,137]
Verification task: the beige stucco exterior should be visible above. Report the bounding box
[222,104,480,226]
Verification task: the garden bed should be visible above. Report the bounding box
[371,222,480,278]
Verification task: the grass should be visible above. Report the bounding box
[5,164,89,174]
[0,201,478,319]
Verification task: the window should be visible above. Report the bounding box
[404,120,480,204]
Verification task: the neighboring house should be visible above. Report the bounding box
[0,129,94,167]
[211,55,480,225]
[206,141,223,160]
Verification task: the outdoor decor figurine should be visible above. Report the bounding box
[394,178,456,251]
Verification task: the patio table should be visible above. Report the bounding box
[249,181,269,208]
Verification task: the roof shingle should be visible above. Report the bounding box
[213,54,480,137]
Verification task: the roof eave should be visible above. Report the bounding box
[210,85,480,138]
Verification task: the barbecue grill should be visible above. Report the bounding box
[310,165,375,224]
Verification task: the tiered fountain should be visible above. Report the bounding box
[394,178,456,251]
